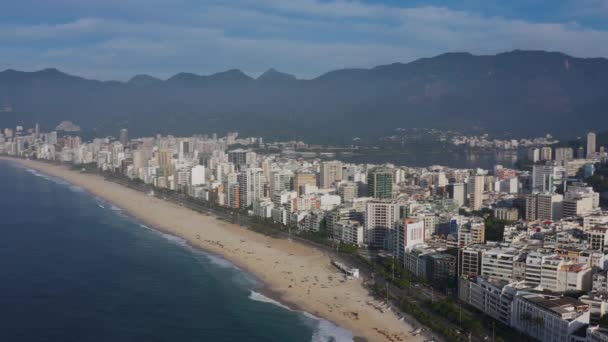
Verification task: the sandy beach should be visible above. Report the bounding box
[2,157,424,342]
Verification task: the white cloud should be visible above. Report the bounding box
[1,0,608,80]
[571,0,608,16]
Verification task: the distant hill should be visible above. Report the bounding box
[257,68,296,82]
[1,50,608,144]
[55,120,81,132]
[128,74,163,86]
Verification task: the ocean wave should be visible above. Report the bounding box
[203,253,242,271]
[249,291,292,310]
[25,168,56,182]
[23,167,86,196]
[306,313,353,342]
[139,223,151,230]
[24,167,72,187]
[198,252,258,286]
[158,232,189,248]
[249,291,353,342]
[69,185,84,192]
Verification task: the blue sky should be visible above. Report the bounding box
[1,0,608,80]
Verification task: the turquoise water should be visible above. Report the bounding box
[0,161,353,342]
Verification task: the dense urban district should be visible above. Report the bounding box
[3,124,608,342]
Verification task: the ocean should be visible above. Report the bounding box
[0,160,353,342]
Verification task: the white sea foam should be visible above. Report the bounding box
[249,291,354,342]
[139,223,151,230]
[133,220,188,248]
[203,253,242,271]
[158,232,189,248]
[200,253,258,286]
[249,291,292,310]
[69,185,84,192]
[24,167,71,187]
[25,168,53,181]
[305,312,353,342]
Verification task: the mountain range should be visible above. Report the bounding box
[1,50,607,144]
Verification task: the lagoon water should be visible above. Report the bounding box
[0,161,352,342]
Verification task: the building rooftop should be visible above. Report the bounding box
[525,295,588,316]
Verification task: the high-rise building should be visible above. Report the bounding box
[226,183,241,209]
[338,181,358,204]
[528,148,540,163]
[270,170,293,195]
[157,149,173,176]
[532,164,566,193]
[367,167,393,199]
[562,183,599,217]
[228,149,248,169]
[294,172,317,195]
[319,161,343,189]
[576,146,585,159]
[364,200,399,248]
[394,219,425,264]
[246,168,266,205]
[457,219,485,246]
[494,207,519,221]
[526,192,563,221]
[132,150,145,169]
[119,128,128,146]
[587,132,597,158]
[540,146,552,161]
[179,140,190,159]
[447,183,466,207]
[481,248,520,281]
[111,142,124,168]
[237,172,251,208]
[467,175,484,210]
[554,147,574,161]
[47,131,57,145]
[190,165,206,186]
[459,247,484,277]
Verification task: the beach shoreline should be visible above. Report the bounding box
[1,156,423,342]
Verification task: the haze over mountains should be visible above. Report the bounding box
[1,50,607,143]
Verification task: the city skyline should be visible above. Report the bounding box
[3,121,608,341]
[3,2,608,339]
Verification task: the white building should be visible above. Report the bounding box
[580,293,608,326]
[587,326,608,342]
[532,164,566,193]
[458,276,516,326]
[588,132,597,158]
[467,174,484,210]
[253,198,273,218]
[364,200,399,248]
[394,219,425,264]
[190,165,206,186]
[457,218,485,246]
[333,220,364,246]
[511,294,589,342]
[563,184,600,217]
[320,160,343,189]
[526,192,563,221]
[481,248,521,282]
[270,170,293,195]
